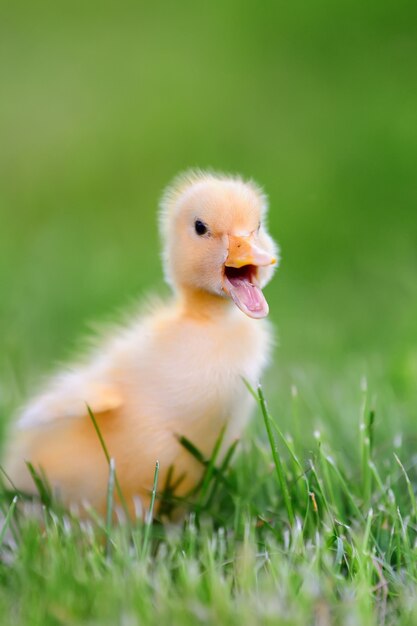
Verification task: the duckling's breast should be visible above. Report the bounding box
[120,311,273,464]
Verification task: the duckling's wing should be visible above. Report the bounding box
[17,368,123,429]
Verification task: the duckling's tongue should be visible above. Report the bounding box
[226,276,269,319]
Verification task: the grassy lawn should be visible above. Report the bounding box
[1,1,417,624]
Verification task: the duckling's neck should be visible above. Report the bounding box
[178,287,235,321]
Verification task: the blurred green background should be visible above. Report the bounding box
[1,0,416,448]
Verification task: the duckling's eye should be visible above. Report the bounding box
[194,220,208,236]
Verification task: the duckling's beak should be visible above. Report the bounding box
[226,235,276,269]
[223,235,276,319]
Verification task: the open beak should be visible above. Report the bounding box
[223,235,276,319]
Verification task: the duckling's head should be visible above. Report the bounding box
[160,170,279,319]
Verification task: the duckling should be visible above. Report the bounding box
[5,170,279,518]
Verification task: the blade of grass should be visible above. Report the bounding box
[205,438,239,509]
[177,435,206,465]
[0,465,20,493]
[257,385,294,527]
[242,377,258,401]
[177,435,232,490]
[367,409,376,454]
[249,380,311,532]
[362,508,373,555]
[105,458,116,559]
[196,425,226,513]
[0,495,18,546]
[158,465,186,518]
[359,379,372,510]
[245,379,303,475]
[325,455,364,521]
[394,452,417,523]
[308,460,337,534]
[368,461,385,494]
[87,405,130,522]
[317,441,340,516]
[362,434,372,511]
[25,462,52,507]
[142,460,159,557]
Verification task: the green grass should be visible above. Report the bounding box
[1,0,417,624]
[2,380,417,625]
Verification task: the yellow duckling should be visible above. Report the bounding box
[5,170,279,517]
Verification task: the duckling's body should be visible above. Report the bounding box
[5,171,278,517]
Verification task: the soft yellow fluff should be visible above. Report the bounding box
[5,170,279,518]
